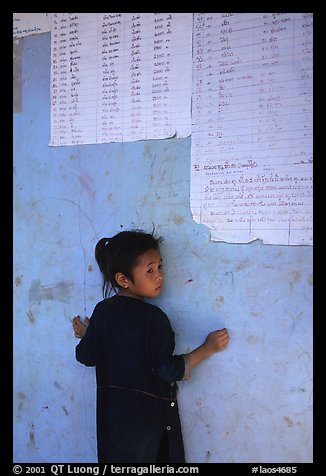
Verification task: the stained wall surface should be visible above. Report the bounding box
[13,33,313,463]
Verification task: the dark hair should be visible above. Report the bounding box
[95,229,163,298]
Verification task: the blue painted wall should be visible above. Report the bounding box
[13,33,313,463]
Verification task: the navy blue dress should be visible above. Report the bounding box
[75,295,186,463]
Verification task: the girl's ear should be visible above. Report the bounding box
[115,272,129,289]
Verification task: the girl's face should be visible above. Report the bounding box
[118,248,163,300]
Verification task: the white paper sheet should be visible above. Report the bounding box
[50,13,192,146]
[13,13,51,37]
[190,13,313,245]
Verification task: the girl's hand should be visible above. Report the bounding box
[204,328,229,353]
[72,315,89,339]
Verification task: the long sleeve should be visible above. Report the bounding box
[149,309,185,382]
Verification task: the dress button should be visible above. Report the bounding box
[166,426,171,431]
[170,382,175,387]
[170,402,175,407]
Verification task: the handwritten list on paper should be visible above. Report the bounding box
[190,13,313,245]
[13,13,51,38]
[50,13,192,146]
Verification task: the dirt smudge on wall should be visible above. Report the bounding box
[26,310,35,323]
[29,423,35,448]
[29,280,73,303]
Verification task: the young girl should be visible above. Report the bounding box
[72,229,229,463]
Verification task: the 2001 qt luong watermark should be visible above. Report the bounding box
[12,465,199,475]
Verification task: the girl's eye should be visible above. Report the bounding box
[147,268,153,273]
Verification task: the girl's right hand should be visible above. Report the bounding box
[72,315,90,339]
[204,328,229,353]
